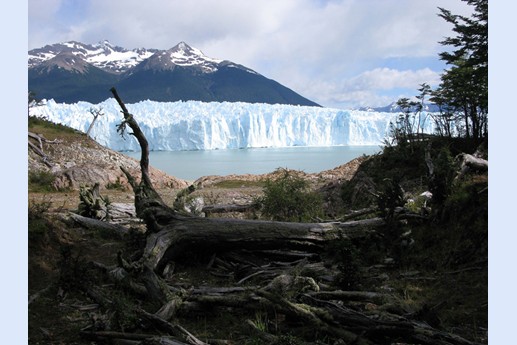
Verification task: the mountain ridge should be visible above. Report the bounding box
[28,40,320,106]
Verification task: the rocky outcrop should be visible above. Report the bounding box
[28,133,189,191]
[193,156,368,189]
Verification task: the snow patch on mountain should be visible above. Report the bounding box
[29,40,156,73]
[169,41,223,71]
[29,40,258,75]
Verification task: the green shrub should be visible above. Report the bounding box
[376,178,405,220]
[110,291,140,332]
[106,177,126,191]
[325,234,361,290]
[340,171,378,209]
[29,170,56,192]
[58,246,92,292]
[428,147,455,205]
[28,198,52,236]
[256,169,323,222]
[28,115,77,135]
[405,194,429,214]
[275,334,301,345]
[28,198,52,220]
[213,180,266,188]
[406,179,487,270]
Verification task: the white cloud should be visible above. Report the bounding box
[28,0,62,21]
[291,67,442,108]
[348,67,441,91]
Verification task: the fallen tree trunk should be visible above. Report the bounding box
[202,203,257,216]
[142,217,385,273]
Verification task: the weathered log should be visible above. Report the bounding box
[301,294,482,345]
[28,131,60,145]
[186,286,256,295]
[143,338,190,345]
[455,152,488,181]
[28,131,61,167]
[242,249,318,261]
[80,331,154,341]
[339,207,378,221]
[68,212,129,236]
[305,290,391,304]
[137,308,208,345]
[183,293,266,313]
[77,183,111,220]
[28,284,53,305]
[203,203,257,216]
[142,217,385,273]
[256,289,371,344]
[108,202,137,223]
[81,331,190,345]
[172,283,482,345]
[141,264,174,305]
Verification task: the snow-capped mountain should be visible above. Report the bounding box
[28,40,157,74]
[28,41,319,106]
[132,42,219,73]
[131,41,258,75]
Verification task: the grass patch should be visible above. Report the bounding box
[28,197,53,239]
[29,170,56,192]
[106,177,126,191]
[212,179,266,189]
[390,268,487,341]
[29,115,84,141]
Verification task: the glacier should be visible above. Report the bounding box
[29,99,436,151]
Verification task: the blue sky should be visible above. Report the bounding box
[28,0,473,108]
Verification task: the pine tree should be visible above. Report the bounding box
[434,0,488,142]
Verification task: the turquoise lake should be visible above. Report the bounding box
[123,145,382,181]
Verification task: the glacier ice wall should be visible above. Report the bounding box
[29,99,436,151]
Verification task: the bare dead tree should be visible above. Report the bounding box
[86,107,105,138]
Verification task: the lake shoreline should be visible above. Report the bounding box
[122,145,382,181]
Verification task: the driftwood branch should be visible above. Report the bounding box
[455,153,488,181]
[68,212,129,236]
[28,131,59,167]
